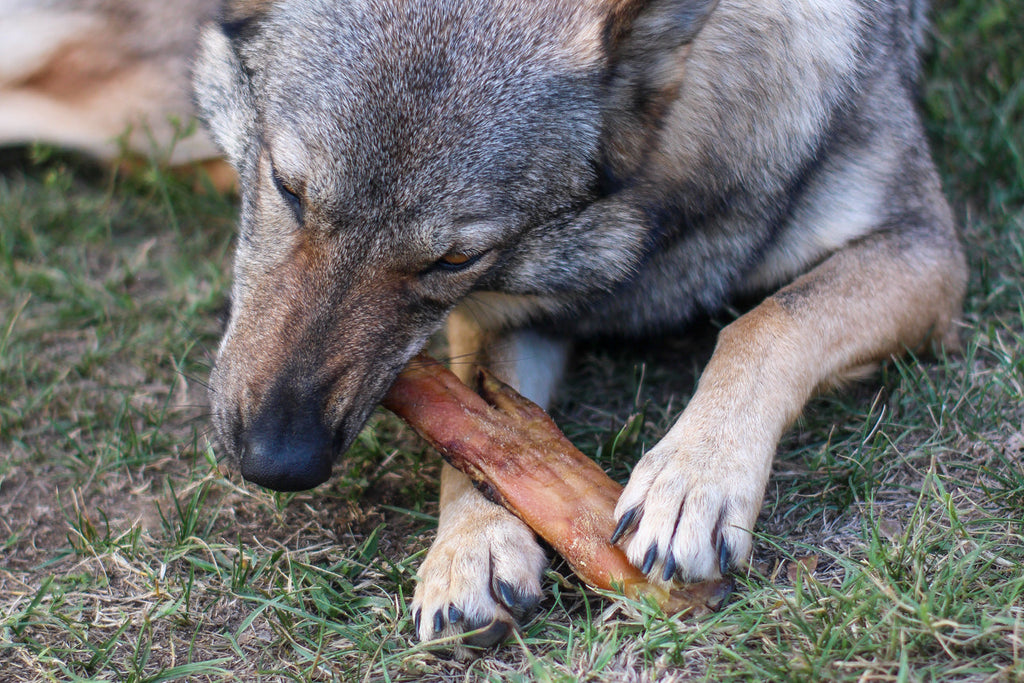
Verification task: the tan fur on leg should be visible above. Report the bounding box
[411,310,569,648]
[614,229,966,581]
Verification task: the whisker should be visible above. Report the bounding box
[184,373,212,391]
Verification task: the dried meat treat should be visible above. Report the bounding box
[383,355,732,615]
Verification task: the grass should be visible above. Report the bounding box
[1,0,1022,680]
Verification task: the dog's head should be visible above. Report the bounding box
[193,0,715,491]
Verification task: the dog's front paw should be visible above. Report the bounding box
[411,500,545,650]
[611,414,772,582]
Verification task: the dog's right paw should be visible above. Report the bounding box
[411,500,546,650]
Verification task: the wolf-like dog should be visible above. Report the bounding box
[194,0,966,646]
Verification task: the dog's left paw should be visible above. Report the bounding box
[610,411,772,582]
[410,495,545,653]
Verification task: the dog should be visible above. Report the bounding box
[193,0,967,647]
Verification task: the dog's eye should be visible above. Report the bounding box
[434,251,484,272]
[271,170,303,222]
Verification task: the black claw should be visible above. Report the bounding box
[718,536,731,576]
[433,609,445,634]
[662,553,677,581]
[413,608,421,633]
[512,592,540,622]
[462,618,512,648]
[448,605,463,624]
[497,580,516,609]
[610,506,639,544]
[641,543,658,574]
[495,580,540,621]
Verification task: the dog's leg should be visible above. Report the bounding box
[612,227,966,582]
[411,309,569,647]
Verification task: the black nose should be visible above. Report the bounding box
[239,390,336,491]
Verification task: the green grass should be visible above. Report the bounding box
[2,1,1023,680]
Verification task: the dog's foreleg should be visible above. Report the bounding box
[411,309,569,647]
[611,227,966,582]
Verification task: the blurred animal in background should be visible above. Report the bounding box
[0,0,231,187]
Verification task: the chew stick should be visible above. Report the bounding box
[382,354,731,615]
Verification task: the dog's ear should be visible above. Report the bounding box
[604,0,719,57]
[602,0,719,113]
[192,21,256,169]
[596,0,718,182]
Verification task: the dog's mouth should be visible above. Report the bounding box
[212,353,414,492]
[210,290,438,491]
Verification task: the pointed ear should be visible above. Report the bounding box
[192,23,256,168]
[605,0,719,60]
[598,0,719,184]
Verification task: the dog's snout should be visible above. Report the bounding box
[238,389,336,492]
